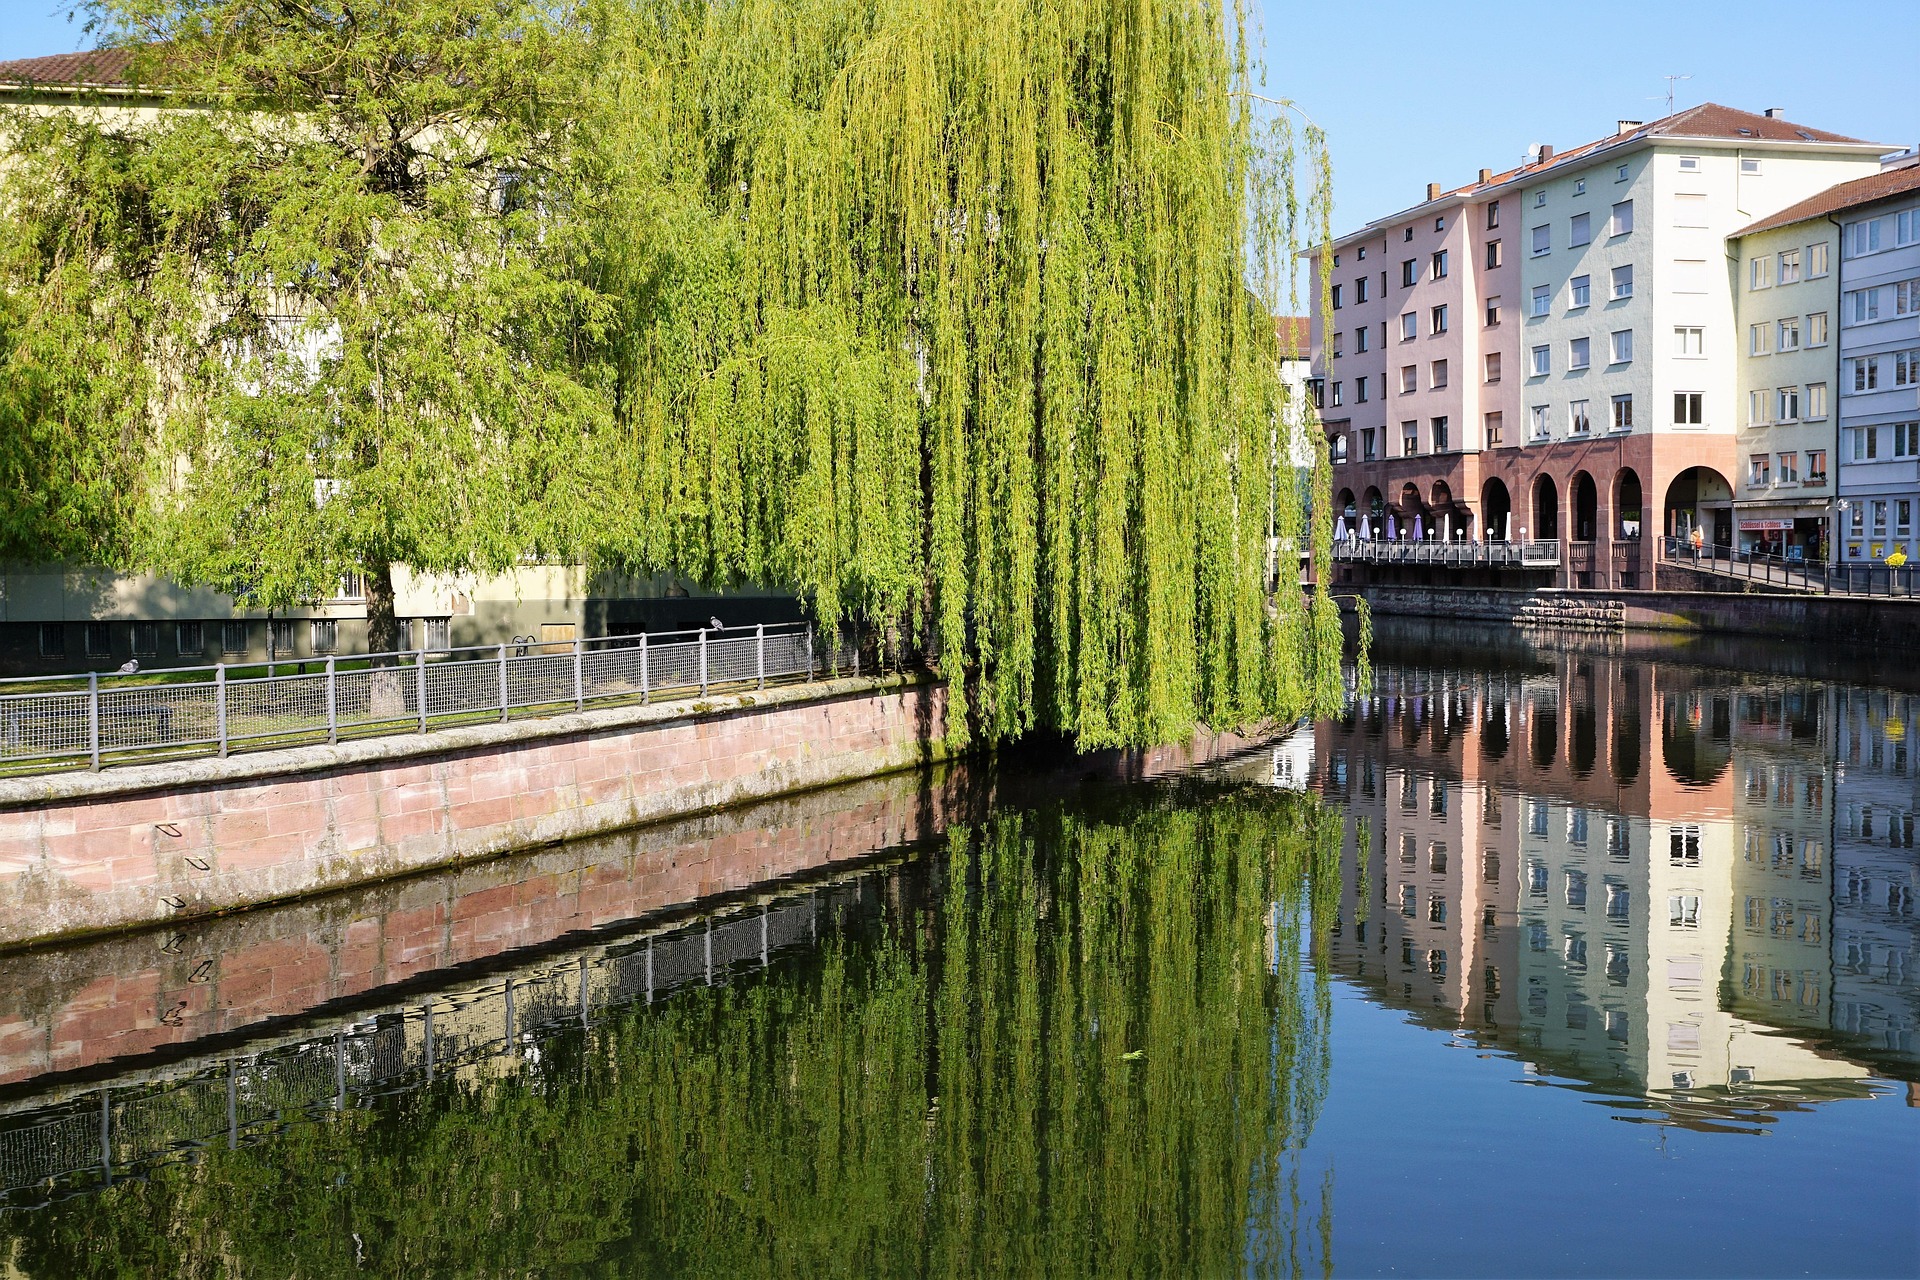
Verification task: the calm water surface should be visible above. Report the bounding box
[0,622,1915,1277]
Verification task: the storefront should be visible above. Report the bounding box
[1737,509,1826,562]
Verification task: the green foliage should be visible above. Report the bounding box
[1,785,1339,1276]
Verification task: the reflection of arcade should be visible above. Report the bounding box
[1313,645,1915,1128]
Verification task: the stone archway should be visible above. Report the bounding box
[1531,473,1559,542]
[1664,466,1734,549]
[1613,468,1644,540]
[1482,478,1513,542]
[1571,472,1599,543]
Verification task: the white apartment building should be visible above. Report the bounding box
[1833,163,1920,562]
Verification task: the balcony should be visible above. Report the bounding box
[1330,540,1561,568]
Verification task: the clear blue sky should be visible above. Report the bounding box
[4,0,1911,240]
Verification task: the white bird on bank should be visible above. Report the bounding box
[116,658,140,674]
[708,617,724,632]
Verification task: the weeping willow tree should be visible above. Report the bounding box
[579,0,1342,747]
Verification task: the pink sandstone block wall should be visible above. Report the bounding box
[0,674,949,951]
[0,765,969,1090]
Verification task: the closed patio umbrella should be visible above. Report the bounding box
[1386,514,1398,541]
[1413,514,1425,541]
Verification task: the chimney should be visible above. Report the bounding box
[1616,119,1642,135]
[1425,182,1441,202]
[1537,143,1554,162]
[1765,107,1785,119]
[1478,167,1492,184]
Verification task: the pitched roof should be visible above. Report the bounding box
[0,48,140,90]
[1272,316,1310,355]
[1733,164,1920,237]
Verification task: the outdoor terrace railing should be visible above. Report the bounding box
[1330,539,1562,568]
[0,622,845,777]
[1657,537,1918,598]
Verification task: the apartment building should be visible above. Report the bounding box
[1727,210,1842,558]
[1833,164,1920,563]
[1314,105,1890,587]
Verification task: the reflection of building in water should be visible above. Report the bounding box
[1832,689,1919,1061]
[1315,646,1904,1122]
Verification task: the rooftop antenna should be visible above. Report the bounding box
[1651,73,1693,117]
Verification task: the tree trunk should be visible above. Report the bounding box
[363,558,408,719]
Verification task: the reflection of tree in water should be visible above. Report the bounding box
[4,791,1338,1277]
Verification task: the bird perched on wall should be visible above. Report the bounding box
[116,658,140,674]
[708,617,724,632]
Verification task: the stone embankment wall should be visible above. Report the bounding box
[1344,585,1920,649]
[0,674,948,951]
[0,766,967,1091]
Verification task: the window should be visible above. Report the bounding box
[1332,332,1344,359]
[1610,200,1633,236]
[131,622,157,656]
[1356,276,1370,304]
[1566,870,1588,909]
[1530,284,1552,317]
[1487,201,1500,229]
[1570,274,1591,308]
[1873,500,1889,534]
[1430,359,1448,388]
[1749,454,1771,486]
[222,621,248,656]
[1531,405,1551,440]
[1674,391,1703,425]
[268,619,295,657]
[1431,304,1449,334]
[1616,163,1629,182]
[1849,219,1882,256]
[37,623,63,658]
[1807,449,1827,482]
[1609,329,1633,364]
[1431,250,1448,280]
[1569,212,1591,246]
[1356,326,1370,353]
[1678,155,1700,172]
[1401,258,1418,287]
[84,622,111,658]
[1610,394,1634,431]
[1899,422,1920,458]
[1611,264,1633,299]
[1673,192,1707,227]
[1751,256,1773,290]
[1531,345,1550,376]
[1778,386,1801,422]
[1361,428,1378,460]
[1356,246,1366,260]
[1534,189,1547,208]
[1529,223,1551,256]
[1898,348,1920,388]
[1807,311,1828,346]
[1486,239,1502,269]
[1778,451,1798,484]
[425,618,451,651]
[1331,433,1348,463]
[1901,499,1914,536]
[1485,412,1504,446]
[1855,427,1878,460]
[1399,312,1417,341]
[1848,287,1881,324]
[311,620,338,654]
[1435,215,1445,232]
[1899,279,1920,316]
[1675,326,1703,356]
[1749,323,1770,356]
[1669,895,1701,928]
[1574,178,1586,196]
[1569,399,1590,434]
[1569,336,1590,369]
[1329,381,1342,407]
[1741,157,1761,175]
[1903,210,1920,245]
[175,622,203,656]
[1808,241,1829,276]
[1403,422,1420,456]
[1332,284,1343,309]
[1777,316,1800,351]
[1486,295,1502,326]
[1673,258,1707,293]
[1404,226,1415,242]
[1432,415,1450,452]
[1485,352,1502,382]
[1355,375,1369,403]
[1400,365,1417,394]
[1749,389,1771,426]
[1853,356,1880,392]
[1778,248,1801,283]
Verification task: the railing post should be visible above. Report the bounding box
[415,649,428,733]
[806,629,814,680]
[640,632,650,704]
[87,671,100,771]
[325,656,337,744]
[572,637,584,711]
[699,629,708,696]
[756,623,765,690]
[497,641,509,722]
[215,664,228,758]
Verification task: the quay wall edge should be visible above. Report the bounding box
[0,674,951,952]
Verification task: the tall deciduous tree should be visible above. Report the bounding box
[0,0,610,654]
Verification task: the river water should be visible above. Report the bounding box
[0,622,1915,1277]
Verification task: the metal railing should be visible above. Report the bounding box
[1657,537,1919,597]
[1330,539,1562,568]
[0,622,845,777]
